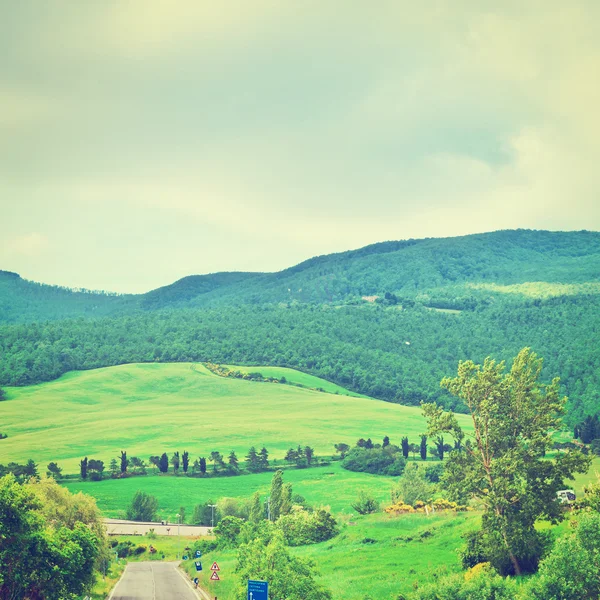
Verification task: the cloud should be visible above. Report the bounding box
[3,233,49,258]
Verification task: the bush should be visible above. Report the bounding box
[342,447,406,476]
[278,508,338,546]
[351,490,379,515]
[411,564,519,600]
[213,516,244,548]
[528,512,600,600]
[115,541,134,558]
[424,463,444,483]
[133,545,147,555]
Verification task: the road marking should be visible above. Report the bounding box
[175,563,211,600]
[107,563,128,600]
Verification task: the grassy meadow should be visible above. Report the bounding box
[65,461,397,520]
[180,511,480,600]
[0,362,471,473]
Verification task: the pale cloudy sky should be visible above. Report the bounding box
[1,1,599,292]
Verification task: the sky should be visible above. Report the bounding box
[1,1,599,293]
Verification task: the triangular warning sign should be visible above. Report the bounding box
[210,562,220,571]
[210,571,220,581]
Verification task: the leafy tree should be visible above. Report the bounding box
[401,436,409,459]
[0,474,103,599]
[433,436,451,461]
[171,451,180,474]
[391,462,432,507]
[246,446,260,473]
[270,469,284,521]
[382,435,390,447]
[129,456,145,475]
[46,462,62,479]
[178,506,186,523]
[249,492,263,523]
[182,450,189,473]
[80,456,88,480]
[126,491,158,522]
[258,447,269,471]
[109,458,118,476]
[423,348,590,575]
[280,482,293,516]
[278,508,338,546]
[214,515,245,548]
[284,447,298,465]
[210,451,224,472]
[235,528,332,600]
[351,489,379,514]
[304,446,314,466]
[529,512,600,600]
[228,451,239,473]
[149,455,160,473]
[87,459,105,480]
[158,452,169,473]
[120,450,128,473]
[192,499,217,526]
[334,442,350,458]
[199,456,207,475]
[420,435,428,460]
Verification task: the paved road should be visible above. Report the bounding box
[109,562,201,600]
[104,519,211,537]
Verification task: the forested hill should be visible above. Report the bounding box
[1,229,599,422]
[1,229,599,322]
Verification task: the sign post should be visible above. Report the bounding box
[194,561,203,572]
[248,579,268,600]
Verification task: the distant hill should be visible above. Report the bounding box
[1,229,598,422]
[2,229,599,322]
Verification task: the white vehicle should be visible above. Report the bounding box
[557,489,576,504]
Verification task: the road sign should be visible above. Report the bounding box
[248,579,268,600]
[182,555,188,560]
[210,561,220,571]
[210,571,220,581]
[195,561,202,572]
[195,550,202,558]
[193,578,199,585]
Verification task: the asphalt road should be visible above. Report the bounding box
[109,562,201,600]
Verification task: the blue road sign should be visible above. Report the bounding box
[193,577,199,585]
[248,579,268,600]
[195,550,202,558]
[183,555,188,561]
[195,561,203,572]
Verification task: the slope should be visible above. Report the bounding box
[0,363,469,472]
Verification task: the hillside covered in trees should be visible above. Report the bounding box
[1,229,598,423]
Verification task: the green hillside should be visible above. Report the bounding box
[0,363,465,472]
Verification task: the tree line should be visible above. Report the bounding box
[1,292,598,421]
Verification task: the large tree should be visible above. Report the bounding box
[423,348,590,575]
[0,474,103,599]
[126,491,158,522]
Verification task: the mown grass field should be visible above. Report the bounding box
[0,362,471,472]
[65,461,397,520]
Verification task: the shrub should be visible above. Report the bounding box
[126,491,158,522]
[351,490,379,515]
[528,512,600,600]
[115,541,134,558]
[213,515,244,548]
[278,508,338,546]
[133,545,147,555]
[342,447,406,475]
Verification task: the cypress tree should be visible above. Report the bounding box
[80,457,88,479]
[401,436,409,459]
[420,435,427,461]
[159,452,169,473]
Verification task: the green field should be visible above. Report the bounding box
[0,362,471,472]
[180,511,480,600]
[65,462,397,520]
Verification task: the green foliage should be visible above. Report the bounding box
[235,528,332,600]
[528,512,600,600]
[278,508,338,546]
[342,446,406,476]
[424,348,591,575]
[391,463,433,507]
[0,474,102,599]
[270,469,284,520]
[213,515,244,548]
[411,564,519,600]
[351,489,379,515]
[126,490,158,522]
[192,499,218,526]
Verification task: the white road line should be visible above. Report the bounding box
[175,563,211,600]
[107,563,128,600]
